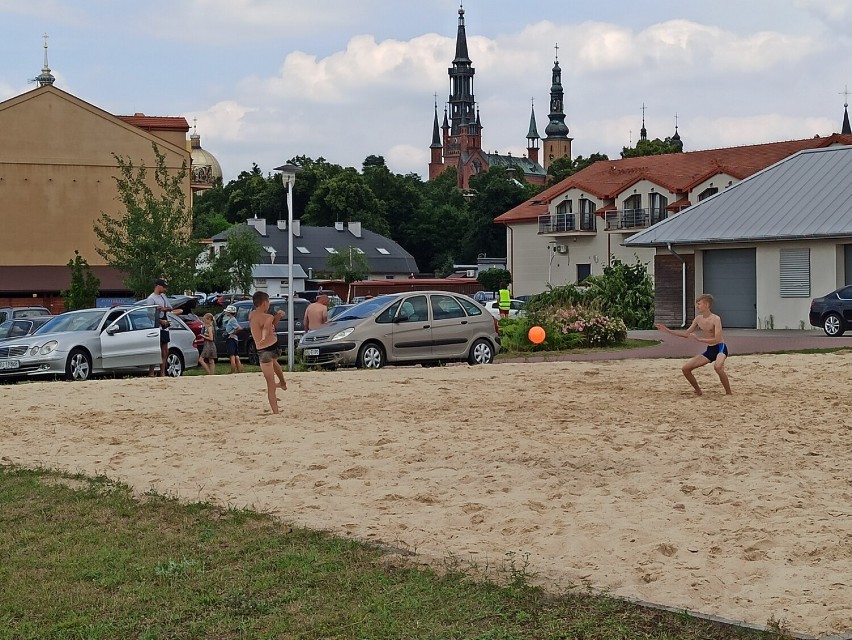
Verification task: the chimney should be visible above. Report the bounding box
[277,220,286,230]
[292,219,301,237]
[348,221,362,238]
[334,221,345,231]
[246,217,266,235]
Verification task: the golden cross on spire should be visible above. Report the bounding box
[554,42,559,61]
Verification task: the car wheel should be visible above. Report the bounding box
[247,340,259,365]
[468,339,495,365]
[165,349,185,377]
[823,312,845,337]
[357,342,385,369]
[65,348,92,381]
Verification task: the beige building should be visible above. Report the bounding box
[0,83,190,311]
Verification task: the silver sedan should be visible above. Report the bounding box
[0,305,199,381]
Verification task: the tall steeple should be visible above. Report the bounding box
[640,103,648,141]
[34,34,55,87]
[447,4,477,140]
[526,99,540,164]
[842,86,851,135]
[542,43,572,170]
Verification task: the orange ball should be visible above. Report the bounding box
[528,325,546,344]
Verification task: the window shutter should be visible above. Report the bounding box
[779,248,810,297]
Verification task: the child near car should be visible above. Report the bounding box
[223,305,243,374]
[199,313,217,375]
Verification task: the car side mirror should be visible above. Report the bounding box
[106,324,119,335]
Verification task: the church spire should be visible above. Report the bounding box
[842,86,851,135]
[527,99,540,164]
[640,103,647,141]
[542,43,572,170]
[431,97,442,148]
[35,34,55,87]
[448,3,476,136]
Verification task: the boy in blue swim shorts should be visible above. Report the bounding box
[656,293,732,396]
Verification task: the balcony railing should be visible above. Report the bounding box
[538,213,596,234]
[604,208,668,231]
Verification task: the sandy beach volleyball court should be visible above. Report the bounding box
[2,353,850,636]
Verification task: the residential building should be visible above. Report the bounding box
[210,218,419,295]
[494,133,852,298]
[625,145,852,328]
[428,7,570,189]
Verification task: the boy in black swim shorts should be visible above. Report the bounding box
[656,293,732,396]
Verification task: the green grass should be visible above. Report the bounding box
[0,466,794,639]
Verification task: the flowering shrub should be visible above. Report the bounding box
[549,304,627,347]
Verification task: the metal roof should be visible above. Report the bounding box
[625,145,852,247]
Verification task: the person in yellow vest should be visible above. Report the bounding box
[498,288,511,319]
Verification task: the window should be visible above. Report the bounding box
[556,199,572,214]
[398,295,428,322]
[622,194,643,228]
[456,297,482,316]
[376,300,402,323]
[128,308,156,330]
[577,263,591,282]
[779,248,810,297]
[325,247,338,254]
[430,294,465,320]
[376,247,390,255]
[649,192,668,225]
[296,246,310,254]
[698,187,718,201]
[578,198,596,231]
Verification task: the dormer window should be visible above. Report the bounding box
[325,247,338,254]
[698,187,718,201]
[649,192,668,225]
[556,200,572,214]
[296,246,310,254]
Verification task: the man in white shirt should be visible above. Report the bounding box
[145,278,175,377]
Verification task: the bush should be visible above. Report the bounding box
[548,304,627,347]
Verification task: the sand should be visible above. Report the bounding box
[1,353,850,637]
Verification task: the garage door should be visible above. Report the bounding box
[845,245,852,285]
[702,248,756,328]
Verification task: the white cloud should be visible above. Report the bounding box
[794,0,852,31]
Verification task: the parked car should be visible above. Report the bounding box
[213,297,310,364]
[327,304,355,321]
[0,306,51,324]
[809,285,852,336]
[473,291,496,303]
[297,290,500,369]
[0,317,52,341]
[0,305,198,381]
[484,298,527,319]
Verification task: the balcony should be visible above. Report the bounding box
[538,213,596,235]
[604,208,667,232]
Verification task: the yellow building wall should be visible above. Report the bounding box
[0,86,190,268]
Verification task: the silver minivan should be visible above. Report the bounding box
[297,291,500,368]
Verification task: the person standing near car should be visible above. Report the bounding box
[199,313,218,375]
[498,288,511,319]
[145,278,178,377]
[249,291,287,414]
[223,305,243,374]
[303,294,329,331]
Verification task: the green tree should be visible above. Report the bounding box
[547,153,609,183]
[220,226,263,295]
[327,245,371,285]
[477,268,512,294]
[304,168,390,236]
[94,143,200,298]
[61,250,100,310]
[621,137,683,159]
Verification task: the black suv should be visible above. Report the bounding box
[810,285,852,336]
[214,298,309,363]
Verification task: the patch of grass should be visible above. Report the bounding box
[0,466,793,639]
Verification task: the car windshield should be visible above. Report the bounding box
[34,310,106,334]
[335,296,399,321]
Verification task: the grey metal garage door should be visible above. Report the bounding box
[702,248,756,328]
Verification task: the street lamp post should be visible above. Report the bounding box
[274,164,302,371]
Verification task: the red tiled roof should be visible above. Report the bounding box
[666,197,691,211]
[117,115,189,132]
[495,134,852,224]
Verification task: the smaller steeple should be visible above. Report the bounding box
[190,117,202,149]
[640,103,647,141]
[527,99,540,164]
[671,113,683,152]
[34,34,55,87]
[431,97,442,149]
[841,86,851,135]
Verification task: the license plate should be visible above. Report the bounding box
[0,360,20,370]
[304,348,320,356]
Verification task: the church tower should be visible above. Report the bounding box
[443,5,481,173]
[542,44,572,170]
[428,100,445,180]
[526,100,540,165]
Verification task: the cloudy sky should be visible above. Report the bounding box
[2,0,852,182]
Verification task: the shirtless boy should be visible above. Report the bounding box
[249,291,288,414]
[656,293,732,396]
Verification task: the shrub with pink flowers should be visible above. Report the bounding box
[548,304,627,347]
